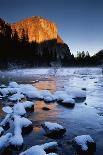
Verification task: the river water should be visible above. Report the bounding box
[0,67,103,155]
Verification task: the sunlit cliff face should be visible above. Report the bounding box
[11,16,63,43]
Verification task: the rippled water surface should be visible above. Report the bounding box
[0,67,103,155]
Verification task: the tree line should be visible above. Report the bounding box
[0,19,102,68]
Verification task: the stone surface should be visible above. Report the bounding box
[11,16,63,44]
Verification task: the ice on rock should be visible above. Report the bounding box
[10,115,32,147]
[20,142,58,155]
[9,93,25,101]
[0,133,12,150]
[73,135,96,154]
[42,122,66,138]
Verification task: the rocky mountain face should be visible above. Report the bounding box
[0,16,73,67]
[11,16,63,44]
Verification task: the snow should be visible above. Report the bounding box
[0,88,10,97]
[65,87,86,99]
[10,115,32,146]
[24,90,43,99]
[20,142,58,155]
[74,135,94,151]
[62,98,75,104]
[41,141,58,150]
[9,93,25,101]
[13,101,34,115]
[13,103,26,116]
[8,82,19,88]
[54,91,75,104]
[23,101,34,108]
[41,90,55,102]
[0,133,12,149]
[43,122,64,131]
[2,106,13,114]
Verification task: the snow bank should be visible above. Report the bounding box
[20,142,58,155]
[0,133,12,150]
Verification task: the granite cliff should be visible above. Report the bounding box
[0,16,73,67]
[11,16,63,44]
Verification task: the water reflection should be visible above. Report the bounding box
[34,79,56,92]
[30,79,58,122]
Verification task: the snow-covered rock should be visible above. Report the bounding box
[0,88,10,97]
[9,115,33,147]
[42,122,66,138]
[0,133,12,150]
[73,135,96,154]
[41,90,55,102]
[66,88,86,100]
[2,106,13,114]
[13,101,34,116]
[9,93,25,102]
[54,91,75,107]
[24,90,43,99]
[22,101,34,111]
[13,103,26,116]
[19,142,58,155]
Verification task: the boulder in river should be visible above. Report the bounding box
[42,122,66,138]
[73,135,96,155]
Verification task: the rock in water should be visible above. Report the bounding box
[42,122,66,138]
[73,135,96,155]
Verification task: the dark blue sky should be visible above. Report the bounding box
[0,0,103,55]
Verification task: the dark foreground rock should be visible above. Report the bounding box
[42,122,66,138]
[73,135,96,155]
